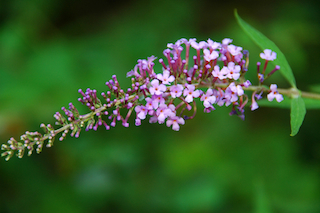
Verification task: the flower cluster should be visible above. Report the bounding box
[1,38,283,161]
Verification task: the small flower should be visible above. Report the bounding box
[204,105,215,113]
[255,91,263,100]
[225,62,241,80]
[183,84,200,103]
[135,105,148,120]
[166,116,185,131]
[167,104,177,118]
[243,80,252,88]
[149,79,166,95]
[190,40,207,50]
[212,65,228,80]
[145,97,157,110]
[151,95,165,109]
[227,44,243,56]
[170,84,184,98]
[135,118,141,126]
[156,104,172,124]
[167,39,185,49]
[260,49,277,61]
[203,49,219,62]
[201,88,216,108]
[251,93,259,111]
[149,115,158,123]
[258,73,264,83]
[225,82,244,102]
[207,39,221,50]
[267,84,283,102]
[157,70,175,85]
[222,38,233,45]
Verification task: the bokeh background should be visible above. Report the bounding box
[1,0,320,212]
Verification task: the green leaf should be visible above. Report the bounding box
[290,96,306,136]
[234,10,297,88]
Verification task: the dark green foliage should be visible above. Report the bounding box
[0,0,320,212]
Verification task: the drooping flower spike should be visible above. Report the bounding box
[1,38,283,161]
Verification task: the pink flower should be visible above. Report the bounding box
[260,49,277,61]
[203,49,219,62]
[166,116,185,131]
[225,82,244,102]
[190,40,207,50]
[156,104,172,124]
[200,88,216,108]
[211,65,228,80]
[149,116,158,123]
[243,80,252,88]
[170,84,183,98]
[251,93,259,111]
[135,105,148,120]
[145,97,157,110]
[207,39,221,50]
[157,70,175,85]
[149,79,166,95]
[135,118,141,126]
[267,84,283,102]
[227,44,243,56]
[222,38,233,45]
[183,84,200,103]
[151,95,165,109]
[167,39,185,49]
[225,62,241,80]
[204,105,215,113]
[167,104,177,117]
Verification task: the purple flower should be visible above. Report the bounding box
[149,115,158,123]
[151,95,165,109]
[225,82,244,102]
[227,44,243,56]
[135,118,141,126]
[234,52,243,63]
[204,105,215,113]
[211,65,228,80]
[135,105,148,120]
[251,92,259,111]
[170,84,184,98]
[156,104,172,124]
[222,38,233,45]
[258,73,264,83]
[167,104,177,117]
[260,49,277,61]
[183,84,200,103]
[190,40,207,50]
[267,84,283,102]
[243,80,252,88]
[225,62,241,80]
[166,116,185,131]
[207,39,221,50]
[157,70,175,85]
[149,79,166,95]
[203,49,219,62]
[167,38,185,49]
[145,97,157,110]
[200,88,216,108]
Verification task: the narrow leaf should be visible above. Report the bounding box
[234,10,296,88]
[290,96,306,136]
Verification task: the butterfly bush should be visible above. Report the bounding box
[1,38,283,161]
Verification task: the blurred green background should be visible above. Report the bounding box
[1,0,320,212]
